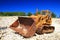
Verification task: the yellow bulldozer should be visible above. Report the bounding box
[10,10,55,38]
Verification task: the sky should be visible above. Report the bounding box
[0,0,60,17]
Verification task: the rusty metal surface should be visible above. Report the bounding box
[10,17,36,37]
[10,20,19,27]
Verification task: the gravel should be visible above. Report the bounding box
[0,28,60,40]
[0,17,60,40]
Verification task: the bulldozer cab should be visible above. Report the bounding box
[41,10,51,16]
[40,10,52,25]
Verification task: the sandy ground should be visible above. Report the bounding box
[0,16,60,40]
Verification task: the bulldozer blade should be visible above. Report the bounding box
[10,17,36,38]
[18,17,36,37]
[10,20,19,27]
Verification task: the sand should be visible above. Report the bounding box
[0,16,60,40]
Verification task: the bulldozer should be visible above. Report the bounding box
[10,10,55,38]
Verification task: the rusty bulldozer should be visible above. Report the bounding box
[10,10,55,38]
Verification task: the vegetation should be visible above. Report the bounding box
[51,12,56,18]
[0,12,26,16]
[0,11,56,18]
[27,12,32,16]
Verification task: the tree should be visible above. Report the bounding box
[27,12,32,16]
[51,12,56,18]
[17,12,26,16]
[0,12,3,16]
